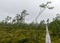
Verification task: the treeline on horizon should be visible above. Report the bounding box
[0,9,60,43]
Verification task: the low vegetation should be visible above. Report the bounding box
[0,18,60,43]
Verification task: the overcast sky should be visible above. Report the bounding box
[0,0,60,23]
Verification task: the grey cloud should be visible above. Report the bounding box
[0,0,60,23]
